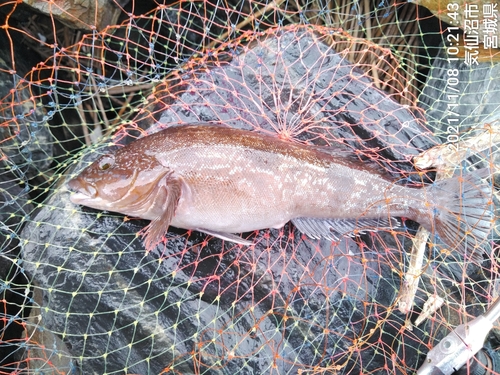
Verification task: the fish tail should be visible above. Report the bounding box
[423,170,493,261]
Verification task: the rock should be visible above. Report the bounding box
[0,26,53,180]
[0,22,46,369]
[21,286,77,374]
[0,171,33,250]
[0,249,31,370]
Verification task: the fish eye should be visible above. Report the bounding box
[98,154,115,171]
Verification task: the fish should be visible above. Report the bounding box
[68,124,493,258]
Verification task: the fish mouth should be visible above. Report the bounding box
[68,177,98,202]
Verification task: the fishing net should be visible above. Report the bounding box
[1,0,499,374]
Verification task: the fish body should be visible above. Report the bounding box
[68,124,492,256]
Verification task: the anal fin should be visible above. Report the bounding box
[291,217,399,241]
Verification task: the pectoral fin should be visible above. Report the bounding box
[195,228,253,246]
[142,174,182,251]
[291,217,399,241]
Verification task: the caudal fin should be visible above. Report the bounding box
[427,170,493,261]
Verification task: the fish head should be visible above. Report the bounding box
[68,149,171,216]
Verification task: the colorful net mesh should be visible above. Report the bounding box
[0,0,499,374]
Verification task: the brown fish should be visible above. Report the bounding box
[68,124,492,257]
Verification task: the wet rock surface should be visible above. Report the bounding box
[0,19,47,369]
[0,25,53,181]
